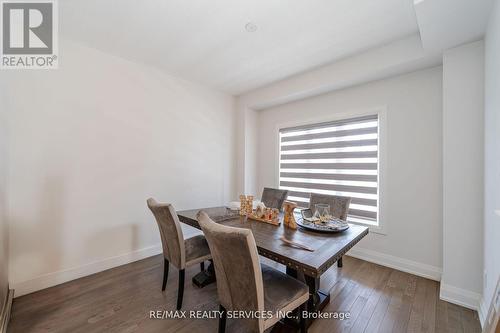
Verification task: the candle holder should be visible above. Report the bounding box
[283,201,298,229]
[239,195,247,216]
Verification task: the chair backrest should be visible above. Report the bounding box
[309,193,352,220]
[261,187,289,211]
[197,211,264,332]
[147,198,186,269]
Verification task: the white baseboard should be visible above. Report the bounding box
[439,283,482,311]
[11,244,162,298]
[478,296,488,328]
[346,247,442,281]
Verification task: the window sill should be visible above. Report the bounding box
[348,219,386,235]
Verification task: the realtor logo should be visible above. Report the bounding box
[1,0,58,69]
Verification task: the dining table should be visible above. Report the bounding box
[177,206,369,322]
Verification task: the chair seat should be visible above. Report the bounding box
[184,234,211,266]
[261,264,309,329]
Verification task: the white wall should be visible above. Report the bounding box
[255,67,443,278]
[245,109,259,196]
[3,40,236,296]
[441,41,485,309]
[483,0,500,323]
[0,78,9,308]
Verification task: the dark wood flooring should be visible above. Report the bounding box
[7,255,481,333]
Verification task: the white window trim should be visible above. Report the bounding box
[274,106,388,235]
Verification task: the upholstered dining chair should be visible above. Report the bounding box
[261,187,289,211]
[147,198,212,310]
[308,192,351,267]
[197,211,309,333]
[308,193,351,221]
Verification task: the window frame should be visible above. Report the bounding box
[274,106,387,235]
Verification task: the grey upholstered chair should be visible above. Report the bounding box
[308,193,351,221]
[197,211,309,333]
[261,187,289,211]
[147,198,212,310]
[309,192,351,267]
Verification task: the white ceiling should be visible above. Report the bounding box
[414,0,495,51]
[60,0,420,95]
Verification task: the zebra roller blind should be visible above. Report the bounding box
[279,114,379,225]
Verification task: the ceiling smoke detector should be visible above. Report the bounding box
[245,22,257,32]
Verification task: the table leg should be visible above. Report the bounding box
[283,267,330,329]
[337,256,343,267]
[304,274,330,313]
[192,260,216,288]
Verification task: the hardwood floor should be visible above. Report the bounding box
[7,255,481,333]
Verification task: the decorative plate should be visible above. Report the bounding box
[296,216,350,233]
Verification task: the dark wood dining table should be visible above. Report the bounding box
[177,206,369,316]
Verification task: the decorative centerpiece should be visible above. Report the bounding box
[298,205,349,233]
[246,195,254,215]
[239,195,280,226]
[282,201,298,229]
[248,204,280,226]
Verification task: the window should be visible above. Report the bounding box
[279,114,379,226]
